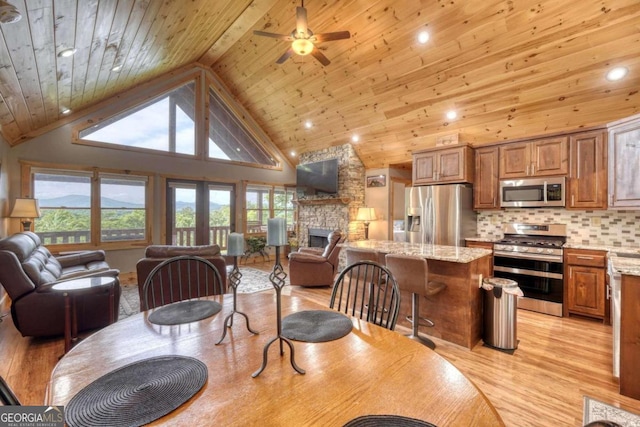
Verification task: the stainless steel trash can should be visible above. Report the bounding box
[482,277,520,350]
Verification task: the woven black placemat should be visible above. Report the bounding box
[148,300,222,325]
[343,415,437,427]
[65,355,207,427]
[281,310,353,343]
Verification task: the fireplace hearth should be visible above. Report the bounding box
[308,228,332,248]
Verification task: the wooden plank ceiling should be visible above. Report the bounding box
[1,0,639,169]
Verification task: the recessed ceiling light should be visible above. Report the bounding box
[61,108,71,115]
[58,48,77,58]
[290,151,296,157]
[111,64,122,72]
[418,31,430,44]
[446,110,457,120]
[606,66,628,81]
[351,135,360,143]
[304,120,312,129]
[236,147,241,152]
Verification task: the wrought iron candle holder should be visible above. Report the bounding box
[216,255,258,345]
[252,218,305,377]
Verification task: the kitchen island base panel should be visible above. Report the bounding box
[396,255,490,350]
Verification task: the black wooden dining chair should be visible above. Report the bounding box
[0,375,20,405]
[330,260,400,330]
[141,255,225,310]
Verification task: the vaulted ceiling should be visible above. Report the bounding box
[1,0,639,168]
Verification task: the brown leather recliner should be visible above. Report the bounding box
[0,232,121,338]
[136,245,228,311]
[288,231,343,287]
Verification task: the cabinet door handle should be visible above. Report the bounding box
[576,256,593,260]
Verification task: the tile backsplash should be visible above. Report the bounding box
[477,209,640,247]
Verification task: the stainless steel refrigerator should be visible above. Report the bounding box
[405,184,477,246]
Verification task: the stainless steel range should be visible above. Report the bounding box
[493,223,567,317]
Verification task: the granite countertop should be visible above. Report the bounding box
[340,240,492,263]
[465,237,497,243]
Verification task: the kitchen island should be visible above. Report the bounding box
[340,240,493,349]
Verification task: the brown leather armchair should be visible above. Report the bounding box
[288,231,343,287]
[0,232,121,338]
[136,245,228,310]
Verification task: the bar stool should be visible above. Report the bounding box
[346,248,384,266]
[385,254,447,349]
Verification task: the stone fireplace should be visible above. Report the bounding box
[296,144,366,247]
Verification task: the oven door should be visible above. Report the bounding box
[493,253,564,316]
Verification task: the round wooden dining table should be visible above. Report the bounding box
[46,291,504,426]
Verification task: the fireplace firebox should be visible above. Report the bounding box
[308,228,331,248]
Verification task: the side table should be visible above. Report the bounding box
[49,276,117,354]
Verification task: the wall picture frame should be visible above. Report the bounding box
[366,175,386,188]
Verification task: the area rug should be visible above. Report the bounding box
[583,396,640,426]
[118,267,286,320]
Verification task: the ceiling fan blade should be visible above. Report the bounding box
[276,48,295,64]
[296,6,308,36]
[310,47,331,66]
[253,30,292,41]
[313,31,351,43]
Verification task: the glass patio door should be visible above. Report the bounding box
[166,180,235,249]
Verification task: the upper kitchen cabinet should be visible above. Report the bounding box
[608,114,640,208]
[412,145,474,186]
[567,130,607,209]
[499,137,568,179]
[473,146,500,210]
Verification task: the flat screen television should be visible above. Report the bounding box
[296,158,339,197]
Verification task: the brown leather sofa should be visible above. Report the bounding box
[136,245,228,311]
[288,231,343,287]
[0,232,121,338]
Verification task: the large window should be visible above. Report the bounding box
[73,70,282,169]
[28,165,152,249]
[245,184,295,234]
[78,82,196,155]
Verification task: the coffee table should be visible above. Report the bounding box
[49,276,117,353]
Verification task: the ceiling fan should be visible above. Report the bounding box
[253,1,350,66]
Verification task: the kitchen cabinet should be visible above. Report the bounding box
[499,137,568,179]
[567,130,607,209]
[564,248,607,322]
[473,146,500,210]
[412,145,474,186]
[620,273,640,399]
[608,114,640,208]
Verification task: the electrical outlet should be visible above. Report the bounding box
[591,217,601,226]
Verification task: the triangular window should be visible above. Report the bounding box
[78,82,196,155]
[74,68,280,169]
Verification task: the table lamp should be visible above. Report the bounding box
[10,198,41,231]
[356,207,377,240]
[216,233,258,345]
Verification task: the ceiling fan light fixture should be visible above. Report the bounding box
[292,38,313,56]
[0,1,21,24]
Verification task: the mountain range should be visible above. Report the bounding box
[39,195,224,210]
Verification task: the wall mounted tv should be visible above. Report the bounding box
[296,158,339,197]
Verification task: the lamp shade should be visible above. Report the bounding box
[267,218,287,246]
[356,207,377,222]
[227,233,245,256]
[10,198,41,219]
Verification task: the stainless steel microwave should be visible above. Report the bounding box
[499,177,565,208]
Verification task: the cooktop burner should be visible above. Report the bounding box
[499,223,567,249]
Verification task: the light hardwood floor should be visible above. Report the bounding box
[1,260,639,426]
